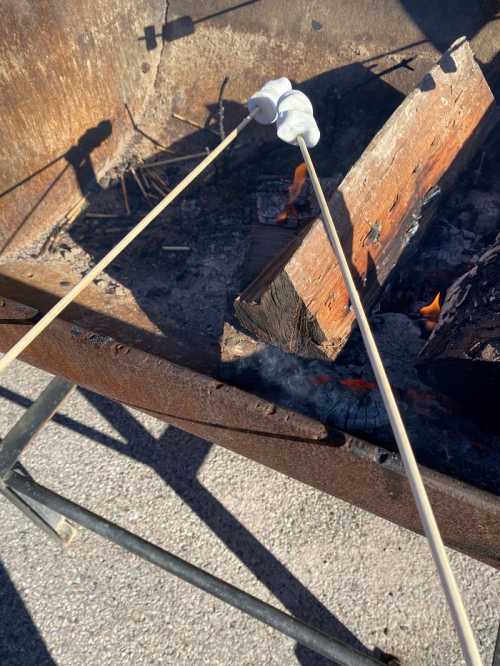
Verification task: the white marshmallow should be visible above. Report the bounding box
[275,89,314,116]
[276,90,321,148]
[248,77,292,125]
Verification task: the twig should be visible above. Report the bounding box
[145,151,209,168]
[150,180,169,197]
[125,103,173,152]
[139,166,151,189]
[85,212,123,218]
[218,76,230,139]
[120,174,131,216]
[130,167,152,201]
[172,113,219,136]
[148,169,169,189]
[161,246,190,251]
[65,196,87,224]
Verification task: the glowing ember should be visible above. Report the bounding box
[310,374,335,385]
[276,162,308,223]
[340,378,376,392]
[419,292,441,331]
[276,203,298,224]
[309,374,376,391]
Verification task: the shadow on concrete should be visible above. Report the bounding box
[0,560,55,666]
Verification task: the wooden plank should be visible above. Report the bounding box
[235,38,496,360]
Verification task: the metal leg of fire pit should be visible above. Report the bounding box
[1,464,76,545]
[0,376,77,543]
[4,468,384,666]
[0,376,75,477]
[0,375,390,665]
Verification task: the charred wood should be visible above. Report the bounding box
[418,242,500,430]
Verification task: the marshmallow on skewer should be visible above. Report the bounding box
[276,89,320,147]
[248,77,292,125]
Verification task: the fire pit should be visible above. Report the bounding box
[1,0,500,577]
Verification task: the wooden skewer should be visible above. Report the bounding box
[296,136,482,666]
[0,111,257,376]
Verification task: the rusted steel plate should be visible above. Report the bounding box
[0,298,326,441]
[235,39,496,360]
[1,295,500,569]
[0,0,165,254]
[140,1,499,165]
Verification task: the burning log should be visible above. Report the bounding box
[235,39,496,360]
[418,242,500,430]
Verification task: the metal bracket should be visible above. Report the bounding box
[0,373,388,665]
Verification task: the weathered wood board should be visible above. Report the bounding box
[235,38,496,359]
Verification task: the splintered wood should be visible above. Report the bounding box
[235,39,496,360]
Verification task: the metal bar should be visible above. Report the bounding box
[6,470,382,666]
[0,376,75,478]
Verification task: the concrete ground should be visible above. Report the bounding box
[0,359,499,665]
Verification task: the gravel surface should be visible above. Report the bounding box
[0,359,499,665]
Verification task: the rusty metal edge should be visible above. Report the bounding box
[1,296,500,569]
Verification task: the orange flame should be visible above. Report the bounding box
[289,163,308,200]
[419,292,441,332]
[276,162,308,223]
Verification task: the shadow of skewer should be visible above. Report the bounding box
[139,0,262,48]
